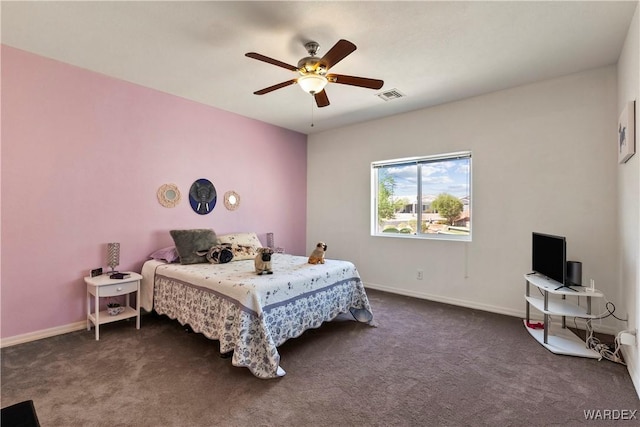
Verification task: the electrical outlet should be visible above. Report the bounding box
[417,269,423,280]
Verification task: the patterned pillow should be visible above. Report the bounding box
[216,232,263,261]
[169,229,218,265]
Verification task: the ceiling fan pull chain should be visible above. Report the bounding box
[310,95,315,127]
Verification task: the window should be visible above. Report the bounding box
[371,151,472,241]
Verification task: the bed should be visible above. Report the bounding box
[140,253,374,379]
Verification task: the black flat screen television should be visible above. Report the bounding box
[532,232,566,285]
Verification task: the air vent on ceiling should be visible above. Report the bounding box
[377,88,406,101]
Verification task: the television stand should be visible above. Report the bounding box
[524,273,603,359]
[554,284,578,292]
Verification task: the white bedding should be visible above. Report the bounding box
[140,254,374,378]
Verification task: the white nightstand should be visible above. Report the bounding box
[84,272,142,340]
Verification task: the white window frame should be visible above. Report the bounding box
[371,151,472,241]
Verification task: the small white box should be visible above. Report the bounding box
[620,331,636,346]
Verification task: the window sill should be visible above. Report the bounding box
[372,232,471,242]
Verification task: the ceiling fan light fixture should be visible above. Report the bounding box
[297,74,328,94]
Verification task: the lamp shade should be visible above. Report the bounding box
[298,74,328,94]
[107,242,120,272]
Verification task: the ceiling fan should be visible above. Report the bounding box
[245,39,384,108]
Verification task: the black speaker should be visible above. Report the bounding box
[566,261,582,286]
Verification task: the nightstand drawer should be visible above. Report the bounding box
[97,281,138,297]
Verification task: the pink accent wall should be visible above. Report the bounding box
[0,46,307,339]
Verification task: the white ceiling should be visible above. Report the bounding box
[1,1,637,135]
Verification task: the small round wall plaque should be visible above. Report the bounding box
[224,190,240,211]
[157,183,181,208]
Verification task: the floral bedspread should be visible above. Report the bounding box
[140,255,374,378]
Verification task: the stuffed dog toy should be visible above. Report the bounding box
[308,242,327,264]
[197,243,234,264]
[255,247,274,275]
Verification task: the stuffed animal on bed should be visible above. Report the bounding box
[308,242,327,264]
[196,243,234,264]
[254,247,274,275]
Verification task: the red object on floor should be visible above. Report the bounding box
[526,321,544,329]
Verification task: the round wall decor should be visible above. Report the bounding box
[224,190,241,211]
[157,183,181,208]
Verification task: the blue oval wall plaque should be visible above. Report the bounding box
[188,178,217,215]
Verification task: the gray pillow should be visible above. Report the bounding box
[169,229,217,265]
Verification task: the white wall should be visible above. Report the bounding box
[308,66,620,333]
[617,3,640,398]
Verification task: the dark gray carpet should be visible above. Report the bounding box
[2,289,638,426]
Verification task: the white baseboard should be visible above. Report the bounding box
[365,281,523,317]
[620,346,640,399]
[363,281,619,335]
[0,321,87,348]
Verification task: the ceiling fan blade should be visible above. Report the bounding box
[314,90,330,108]
[253,79,297,95]
[245,52,298,71]
[318,39,356,70]
[327,74,384,90]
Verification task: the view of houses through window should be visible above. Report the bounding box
[372,152,471,240]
